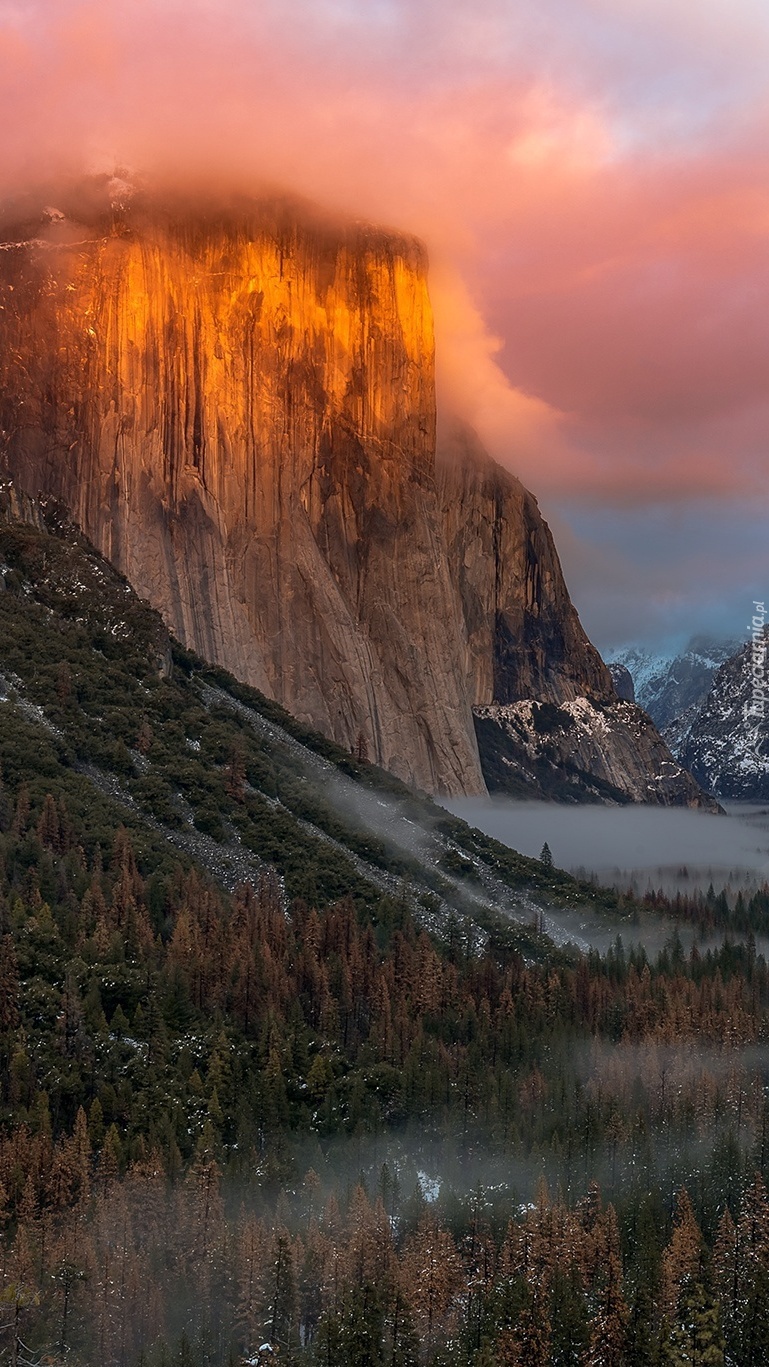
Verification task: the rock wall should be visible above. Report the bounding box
[0,180,714,805]
[474,697,721,808]
[0,185,482,794]
[437,423,614,707]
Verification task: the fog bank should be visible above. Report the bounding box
[443,797,769,897]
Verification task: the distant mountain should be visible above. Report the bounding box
[607,636,740,749]
[679,631,769,800]
[608,632,768,801]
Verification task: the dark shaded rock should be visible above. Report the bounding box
[608,662,635,703]
[438,423,615,708]
[474,697,722,810]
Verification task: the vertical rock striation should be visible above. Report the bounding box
[0,185,481,793]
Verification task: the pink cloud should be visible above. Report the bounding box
[0,0,767,510]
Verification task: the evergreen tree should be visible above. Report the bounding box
[176,1332,198,1366]
[336,1284,384,1367]
[548,1264,589,1366]
[515,1289,552,1367]
[661,1189,704,1323]
[584,1205,628,1367]
[266,1229,297,1353]
[662,1279,724,1367]
[739,1263,769,1367]
[388,1292,420,1367]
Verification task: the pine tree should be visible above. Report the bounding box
[401,1212,464,1357]
[55,658,72,703]
[176,1332,197,1366]
[225,744,246,802]
[71,1104,91,1203]
[513,1289,552,1367]
[389,1291,420,1367]
[36,793,61,851]
[548,1263,589,1366]
[0,774,11,833]
[11,785,30,838]
[539,842,554,869]
[98,1125,123,1191]
[266,1228,297,1352]
[733,1174,769,1367]
[583,1205,628,1367]
[336,1283,385,1367]
[661,1188,704,1323]
[136,719,153,755]
[0,934,20,1030]
[662,1279,724,1366]
[740,1263,769,1366]
[314,1308,343,1367]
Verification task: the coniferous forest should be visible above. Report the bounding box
[0,505,768,1364]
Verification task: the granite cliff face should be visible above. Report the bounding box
[0,184,484,794]
[436,426,716,807]
[0,180,713,804]
[438,423,615,708]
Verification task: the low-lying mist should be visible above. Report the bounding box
[444,797,769,898]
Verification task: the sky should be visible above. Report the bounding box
[1,0,767,651]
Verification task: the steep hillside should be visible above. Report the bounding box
[0,485,638,943]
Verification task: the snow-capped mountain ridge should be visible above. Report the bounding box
[680,630,769,800]
[609,632,768,800]
[606,635,740,734]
